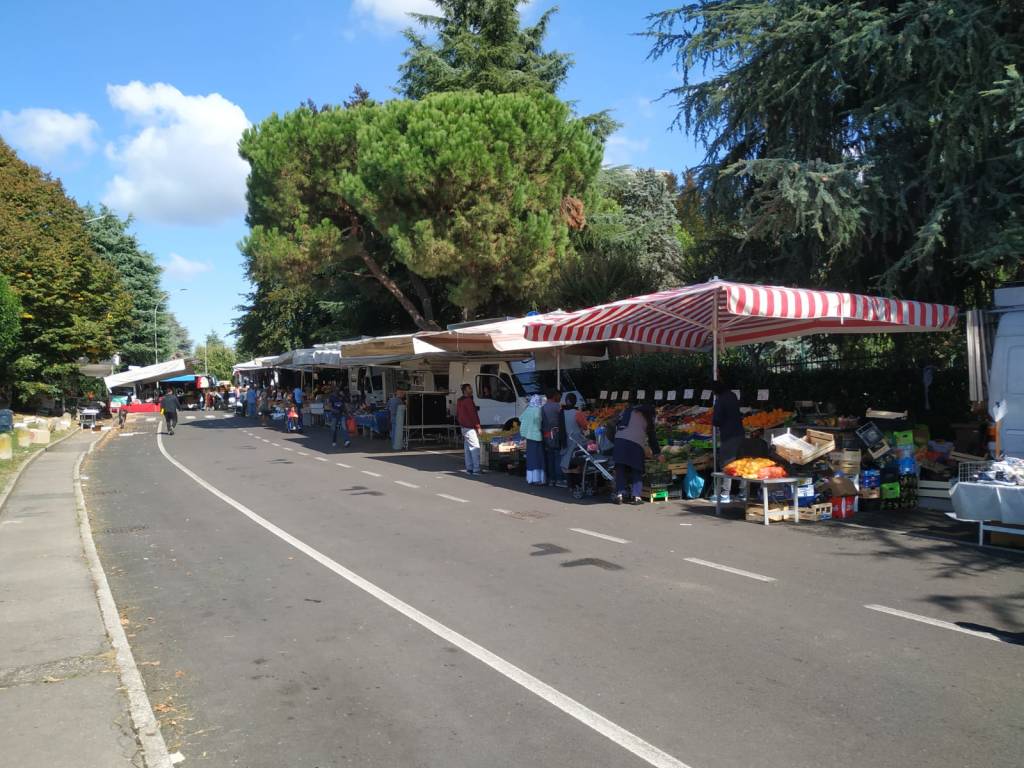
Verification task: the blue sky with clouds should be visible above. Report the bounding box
[0,0,704,346]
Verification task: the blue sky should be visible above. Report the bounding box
[0,0,704,347]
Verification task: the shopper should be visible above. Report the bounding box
[612,404,661,504]
[560,393,589,488]
[455,383,482,475]
[386,390,404,438]
[292,384,304,431]
[160,388,181,436]
[541,389,563,487]
[329,387,351,447]
[520,395,545,485]
[712,379,744,502]
[246,386,257,419]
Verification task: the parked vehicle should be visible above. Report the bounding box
[988,283,1024,457]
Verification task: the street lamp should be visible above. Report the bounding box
[153,289,188,364]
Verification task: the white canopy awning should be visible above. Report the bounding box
[104,358,196,390]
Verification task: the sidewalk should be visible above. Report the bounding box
[0,431,143,766]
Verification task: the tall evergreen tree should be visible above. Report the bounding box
[0,139,131,399]
[85,205,188,367]
[0,271,21,396]
[647,0,1024,305]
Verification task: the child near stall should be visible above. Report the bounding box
[286,400,300,432]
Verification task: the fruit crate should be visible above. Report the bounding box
[771,429,835,465]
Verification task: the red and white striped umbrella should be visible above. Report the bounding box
[524,279,958,352]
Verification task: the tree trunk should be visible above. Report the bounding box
[356,246,441,331]
[408,272,436,325]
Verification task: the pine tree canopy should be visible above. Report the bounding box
[648,0,1024,305]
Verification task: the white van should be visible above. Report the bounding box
[989,284,1024,458]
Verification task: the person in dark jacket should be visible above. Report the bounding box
[612,404,662,504]
[540,389,563,487]
[712,380,744,501]
[160,388,181,435]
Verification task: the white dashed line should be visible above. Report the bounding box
[315,457,327,462]
[205,415,215,419]
[261,439,270,443]
[145,418,156,422]
[185,416,196,420]
[864,604,1003,642]
[394,480,420,489]
[298,452,310,456]
[683,558,776,583]
[361,470,382,478]
[570,528,630,545]
[271,442,280,447]
[336,462,351,468]
[156,431,694,768]
[283,448,294,452]
[436,493,468,503]
[494,508,513,515]
[679,523,693,526]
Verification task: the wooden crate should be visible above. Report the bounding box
[745,505,790,523]
[799,502,833,521]
[772,429,836,465]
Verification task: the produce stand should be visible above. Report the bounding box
[949,459,1024,545]
[712,472,807,526]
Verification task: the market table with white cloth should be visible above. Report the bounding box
[712,472,809,526]
[949,481,1024,544]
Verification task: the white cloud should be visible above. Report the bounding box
[352,0,437,25]
[603,133,650,167]
[102,81,250,226]
[0,108,98,159]
[163,252,213,279]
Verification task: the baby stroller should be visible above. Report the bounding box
[566,438,615,500]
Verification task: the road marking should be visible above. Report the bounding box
[205,415,215,419]
[185,416,196,420]
[679,523,693,526]
[683,557,775,583]
[146,418,156,422]
[336,462,351,468]
[298,452,310,456]
[437,493,469,503]
[494,508,513,515]
[314,456,327,462]
[864,604,1003,642]
[394,480,420,489]
[283,447,294,452]
[570,528,630,544]
[1,520,24,525]
[261,439,270,443]
[271,442,280,447]
[361,470,382,477]
[156,431,693,768]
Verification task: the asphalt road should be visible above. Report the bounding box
[85,414,1024,768]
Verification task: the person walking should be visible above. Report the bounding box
[160,388,181,436]
[612,404,661,504]
[540,389,563,487]
[329,387,351,447]
[712,379,745,502]
[520,394,546,485]
[246,386,257,420]
[455,383,482,475]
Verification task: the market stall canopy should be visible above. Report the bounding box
[523,279,959,351]
[421,313,576,354]
[104,358,196,390]
[339,334,449,360]
[232,356,278,373]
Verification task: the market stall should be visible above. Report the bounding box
[524,279,959,520]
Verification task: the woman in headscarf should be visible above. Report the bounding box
[520,394,546,485]
[612,403,662,504]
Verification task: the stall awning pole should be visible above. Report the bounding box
[712,286,720,473]
[556,348,561,392]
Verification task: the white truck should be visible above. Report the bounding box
[344,353,586,427]
[987,283,1024,458]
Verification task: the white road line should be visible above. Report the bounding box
[336,462,351,468]
[570,528,630,544]
[437,493,469,503]
[146,418,156,422]
[683,557,776,583]
[864,604,1003,642]
[314,457,327,462]
[298,452,310,456]
[271,442,280,447]
[261,439,270,443]
[185,416,196,420]
[361,470,382,478]
[205,415,215,419]
[283,447,294,452]
[156,431,693,768]
[494,508,513,515]
[394,480,420,489]
[679,523,693,527]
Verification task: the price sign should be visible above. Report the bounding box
[599,390,608,400]
[622,391,631,401]
[610,391,619,400]
[732,389,741,399]
[757,389,769,401]
[667,390,677,401]
[701,389,712,400]
[654,390,664,400]
[637,389,646,400]
[683,388,694,400]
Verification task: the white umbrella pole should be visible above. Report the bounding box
[556,349,561,394]
[712,293,719,473]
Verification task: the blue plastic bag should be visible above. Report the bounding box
[685,461,705,499]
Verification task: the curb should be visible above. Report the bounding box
[0,425,82,516]
[75,443,179,768]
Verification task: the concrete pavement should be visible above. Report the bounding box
[86,414,1024,767]
[0,430,146,767]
